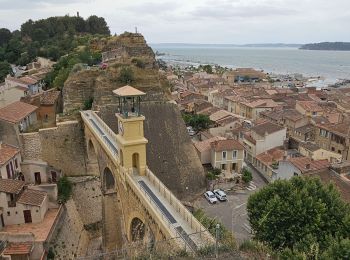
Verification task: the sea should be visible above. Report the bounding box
[150,44,350,87]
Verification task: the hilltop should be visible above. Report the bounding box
[300,42,350,51]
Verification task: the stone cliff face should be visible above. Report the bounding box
[62,33,206,199]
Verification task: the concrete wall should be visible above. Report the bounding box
[255,129,287,155]
[19,121,87,177]
[275,161,301,180]
[211,149,244,172]
[21,160,48,184]
[0,153,21,179]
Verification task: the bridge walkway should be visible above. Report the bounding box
[81,111,213,252]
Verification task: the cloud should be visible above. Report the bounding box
[190,0,296,20]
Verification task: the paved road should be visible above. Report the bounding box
[196,163,268,244]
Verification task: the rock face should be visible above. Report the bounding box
[63,70,99,113]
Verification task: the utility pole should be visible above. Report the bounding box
[215,223,220,258]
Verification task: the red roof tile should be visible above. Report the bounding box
[0,101,38,123]
[0,143,20,166]
[0,179,24,194]
[211,139,244,152]
[3,242,33,255]
[289,157,330,173]
[17,189,47,206]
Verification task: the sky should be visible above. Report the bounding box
[0,0,350,44]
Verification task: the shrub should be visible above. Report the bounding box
[83,97,94,110]
[118,66,134,84]
[242,168,252,183]
[57,176,72,203]
[131,58,145,68]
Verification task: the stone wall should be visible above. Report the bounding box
[0,121,20,147]
[49,200,90,260]
[19,121,87,176]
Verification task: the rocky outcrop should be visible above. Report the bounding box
[63,70,100,113]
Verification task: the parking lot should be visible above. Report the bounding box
[195,164,267,244]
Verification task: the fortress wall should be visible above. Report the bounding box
[20,121,87,176]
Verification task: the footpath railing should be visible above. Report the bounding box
[144,167,213,244]
[81,111,119,158]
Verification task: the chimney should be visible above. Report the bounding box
[283,150,288,160]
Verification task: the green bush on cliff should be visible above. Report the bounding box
[118,66,135,84]
[57,176,72,203]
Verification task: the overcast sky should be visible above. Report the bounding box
[0,0,349,44]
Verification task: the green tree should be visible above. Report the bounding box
[321,238,350,259]
[0,28,12,46]
[53,67,70,89]
[188,114,211,131]
[118,66,134,84]
[86,15,110,35]
[57,176,73,203]
[202,64,213,74]
[242,168,253,183]
[0,61,11,82]
[247,177,350,256]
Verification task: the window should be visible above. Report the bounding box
[221,164,226,170]
[338,150,342,154]
[7,212,10,216]
[233,150,237,159]
[14,159,18,169]
[6,164,11,179]
[294,172,298,176]
[222,151,227,159]
[331,147,335,152]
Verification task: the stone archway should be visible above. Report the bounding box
[130,217,145,242]
[132,153,140,174]
[103,167,115,192]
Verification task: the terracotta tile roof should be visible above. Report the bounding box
[295,124,315,134]
[307,169,350,203]
[17,189,47,206]
[0,179,24,194]
[317,122,350,138]
[112,85,146,97]
[0,101,38,123]
[241,99,279,108]
[198,106,220,116]
[7,76,38,86]
[289,157,330,173]
[243,133,256,145]
[194,136,225,153]
[299,142,320,152]
[40,90,60,105]
[3,242,33,255]
[209,110,232,122]
[282,109,304,121]
[256,147,285,165]
[211,139,244,152]
[216,116,238,126]
[0,143,20,166]
[251,122,285,137]
[297,101,323,112]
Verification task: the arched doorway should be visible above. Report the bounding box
[87,140,99,176]
[132,153,140,174]
[130,217,145,242]
[103,167,115,192]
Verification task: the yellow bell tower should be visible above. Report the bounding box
[113,85,148,176]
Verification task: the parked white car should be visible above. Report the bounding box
[213,189,227,201]
[187,126,196,136]
[204,191,218,204]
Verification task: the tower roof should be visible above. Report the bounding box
[113,85,146,97]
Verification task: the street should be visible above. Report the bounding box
[195,163,267,244]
